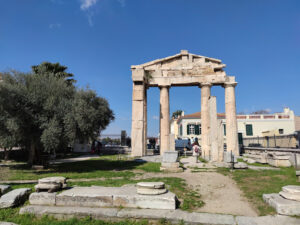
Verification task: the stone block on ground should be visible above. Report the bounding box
[223,151,237,163]
[0,185,11,196]
[35,176,67,192]
[56,187,113,208]
[263,193,300,216]
[162,151,178,163]
[282,185,300,194]
[234,162,248,169]
[56,186,176,210]
[136,182,165,189]
[136,182,167,195]
[29,192,56,205]
[35,183,61,193]
[0,188,31,209]
[267,153,291,167]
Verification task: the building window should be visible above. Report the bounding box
[246,124,253,136]
[180,125,183,136]
[279,129,284,134]
[187,124,201,135]
[223,124,226,136]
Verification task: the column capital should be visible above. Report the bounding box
[199,82,212,88]
[223,82,237,88]
[158,85,170,89]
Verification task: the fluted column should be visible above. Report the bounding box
[200,83,212,160]
[159,86,170,155]
[224,82,239,156]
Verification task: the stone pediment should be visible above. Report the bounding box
[132,50,226,77]
[131,50,231,86]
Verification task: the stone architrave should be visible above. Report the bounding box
[200,83,211,160]
[224,82,239,156]
[159,86,170,155]
[209,96,218,162]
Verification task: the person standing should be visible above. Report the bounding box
[192,139,200,163]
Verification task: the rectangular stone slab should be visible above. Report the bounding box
[0,188,31,209]
[29,192,56,206]
[263,193,300,216]
[162,151,178,163]
[56,187,113,207]
[0,185,11,196]
[56,186,176,210]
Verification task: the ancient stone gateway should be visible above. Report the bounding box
[131,50,239,160]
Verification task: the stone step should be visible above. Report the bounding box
[29,185,176,210]
[282,185,300,194]
[19,205,300,225]
[263,193,300,216]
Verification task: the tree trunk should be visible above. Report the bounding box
[4,148,9,161]
[28,141,36,165]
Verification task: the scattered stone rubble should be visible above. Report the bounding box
[263,185,300,216]
[35,176,67,193]
[243,152,292,167]
[0,188,31,209]
[160,151,183,172]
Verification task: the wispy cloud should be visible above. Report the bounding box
[80,0,98,11]
[49,23,61,29]
[152,116,159,120]
[79,0,99,26]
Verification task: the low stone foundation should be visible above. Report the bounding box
[28,185,177,210]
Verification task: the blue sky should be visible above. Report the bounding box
[1,0,299,137]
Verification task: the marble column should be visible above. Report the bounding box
[131,82,145,157]
[159,86,170,155]
[209,96,218,162]
[224,82,239,156]
[200,83,212,160]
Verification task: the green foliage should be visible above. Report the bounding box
[0,63,114,164]
[172,110,183,119]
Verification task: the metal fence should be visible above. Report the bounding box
[242,134,299,148]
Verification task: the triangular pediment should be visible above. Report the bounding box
[131,50,226,77]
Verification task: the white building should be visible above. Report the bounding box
[172,108,298,147]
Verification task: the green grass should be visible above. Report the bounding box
[0,208,149,225]
[1,156,161,181]
[217,166,298,215]
[237,158,271,167]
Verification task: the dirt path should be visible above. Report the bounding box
[135,168,258,216]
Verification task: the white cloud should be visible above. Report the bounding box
[80,0,98,11]
[152,116,159,120]
[49,23,61,29]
